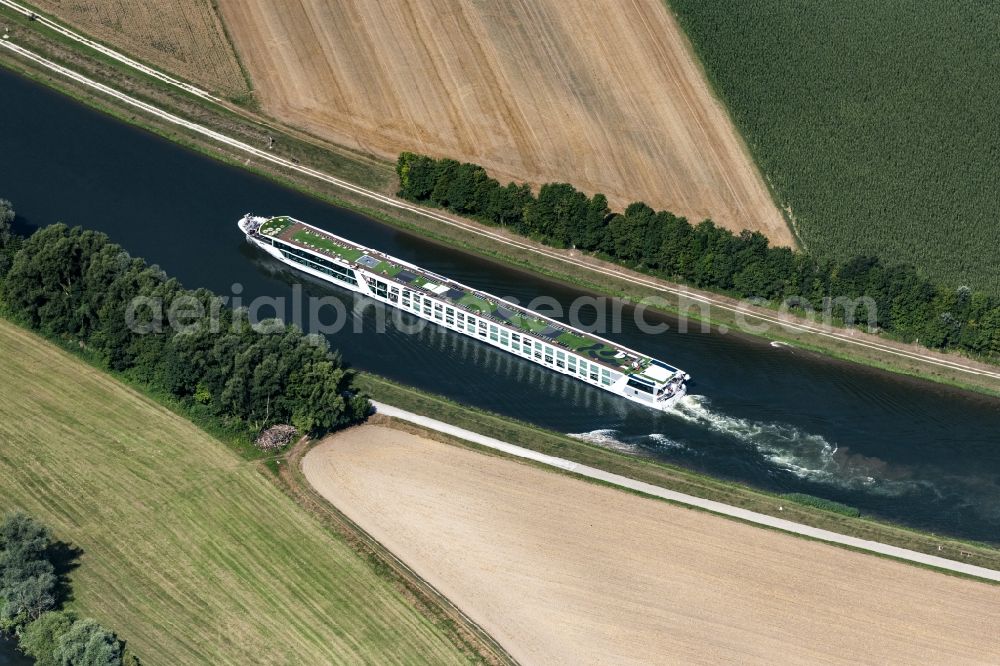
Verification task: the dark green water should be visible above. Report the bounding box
[0,634,31,666]
[1,67,998,542]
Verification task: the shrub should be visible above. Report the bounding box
[0,512,57,630]
[782,493,861,518]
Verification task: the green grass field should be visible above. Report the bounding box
[668,0,1000,296]
[0,319,468,665]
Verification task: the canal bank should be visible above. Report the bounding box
[1,59,999,548]
[0,15,996,398]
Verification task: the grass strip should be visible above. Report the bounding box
[0,318,481,665]
[354,372,1000,573]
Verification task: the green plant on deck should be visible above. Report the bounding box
[457,292,496,314]
[292,229,364,262]
[556,331,595,351]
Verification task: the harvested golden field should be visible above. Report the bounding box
[217,0,793,245]
[0,320,467,665]
[31,0,247,96]
[305,425,1000,665]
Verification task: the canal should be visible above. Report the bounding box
[1,67,998,543]
[0,633,30,666]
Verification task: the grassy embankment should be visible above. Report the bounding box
[353,373,1000,576]
[0,3,997,398]
[2,2,999,575]
[0,318,477,665]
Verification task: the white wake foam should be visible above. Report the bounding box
[672,395,923,496]
[569,429,685,454]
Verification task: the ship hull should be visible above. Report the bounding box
[239,215,688,411]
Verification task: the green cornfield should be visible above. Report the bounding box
[668,0,1000,295]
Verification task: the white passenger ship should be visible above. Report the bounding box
[239,214,690,410]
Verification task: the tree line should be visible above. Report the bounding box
[396,153,1000,360]
[0,199,18,278]
[1,512,138,666]
[0,216,369,438]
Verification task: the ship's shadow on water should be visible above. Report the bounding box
[3,65,1000,543]
[246,253,640,418]
[252,253,1000,541]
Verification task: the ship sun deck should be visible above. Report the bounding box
[257,216,674,380]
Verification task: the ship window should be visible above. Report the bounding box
[512,333,520,342]
[467,322,475,334]
[556,360,565,369]
[534,350,542,359]
[544,355,553,364]
[457,312,465,323]
[403,289,411,298]
[434,303,442,312]
[545,346,554,356]
[446,317,454,325]
[277,248,358,286]
[512,343,520,352]
[626,378,655,394]
[568,357,576,370]
[556,350,565,360]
